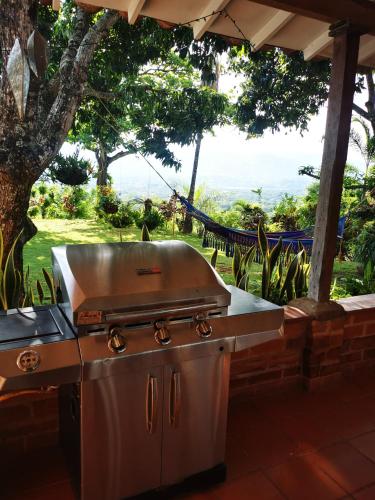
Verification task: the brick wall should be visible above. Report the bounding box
[230,293,375,396]
[0,389,58,464]
[1,294,374,460]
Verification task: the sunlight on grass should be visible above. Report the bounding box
[23,218,359,298]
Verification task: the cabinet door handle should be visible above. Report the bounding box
[146,374,158,434]
[169,371,181,428]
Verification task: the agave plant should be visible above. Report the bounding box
[0,230,23,310]
[210,248,218,269]
[231,225,310,304]
[258,224,310,304]
[141,223,151,242]
[0,228,56,310]
[232,244,256,290]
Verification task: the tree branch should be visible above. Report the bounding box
[353,103,370,121]
[108,150,133,164]
[36,9,119,173]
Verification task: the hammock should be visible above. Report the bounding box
[178,195,346,258]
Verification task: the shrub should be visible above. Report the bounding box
[106,203,134,229]
[135,208,165,232]
[354,221,375,265]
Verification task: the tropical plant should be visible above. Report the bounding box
[210,249,218,269]
[0,230,22,310]
[233,201,268,230]
[272,194,300,231]
[105,202,135,229]
[354,221,375,266]
[135,208,165,232]
[141,224,151,242]
[48,150,91,186]
[232,245,256,290]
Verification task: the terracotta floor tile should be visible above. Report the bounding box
[265,455,347,500]
[304,442,375,494]
[350,431,375,463]
[353,483,375,500]
[213,471,284,500]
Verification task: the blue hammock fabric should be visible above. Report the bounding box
[178,195,346,258]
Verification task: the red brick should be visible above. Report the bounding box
[365,322,375,336]
[306,334,331,349]
[351,336,375,350]
[286,337,304,350]
[32,395,58,419]
[329,317,346,330]
[303,364,320,378]
[229,377,249,391]
[26,430,59,452]
[350,310,375,324]
[326,347,341,360]
[364,348,375,360]
[231,358,268,376]
[341,351,362,363]
[250,338,285,355]
[312,320,330,334]
[283,366,300,377]
[329,332,343,347]
[304,350,325,364]
[0,403,31,427]
[320,363,341,376]
[283,321,306,339]
[248,370,282,385]
[344,324,364,338]
[232,348,252,361]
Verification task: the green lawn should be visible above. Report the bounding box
[24,219,359,298]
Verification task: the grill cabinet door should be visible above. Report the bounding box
[161,352,230,486]
[80,367,163,500]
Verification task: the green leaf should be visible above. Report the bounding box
[141,224,151,241]
[269,237,283,278]
[36,280,44,304]
[42,268,56,304]
[210,248,218,269]
[258,223,268,259]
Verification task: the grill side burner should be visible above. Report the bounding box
[53,241,284,499]
[0,306,81,392]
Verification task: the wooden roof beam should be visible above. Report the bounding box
[252,10,294,50]
[193,0,232,39]
[303,30,332,61]
[248,0,375,34]
[128,0,146,25]
[358,38,375,64]
[52,0,60,10]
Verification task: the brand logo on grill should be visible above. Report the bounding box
[78,310,103,325]
[136,267,161,275]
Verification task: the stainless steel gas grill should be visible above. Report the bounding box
[53,240,283,500]
[0,306,80,393]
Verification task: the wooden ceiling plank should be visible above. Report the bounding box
[247,0,375,34]
[252,10,295,50]
[128,0,146,24]
[193,0,232,39]
[304,30,331,60]
[52,0,60,10]
[358,38,375,63]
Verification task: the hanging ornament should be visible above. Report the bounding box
[6,38,30,121]
[27,30,48,78]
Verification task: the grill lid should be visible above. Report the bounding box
[52,241,231,325]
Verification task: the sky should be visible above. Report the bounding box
[61,73,367,205]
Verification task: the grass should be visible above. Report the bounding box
[24,218,360,299]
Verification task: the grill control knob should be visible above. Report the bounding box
[108,326,127,353]
[154,321,171,346]
[195,315,212,338]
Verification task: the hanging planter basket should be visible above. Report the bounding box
[102,201,119,215]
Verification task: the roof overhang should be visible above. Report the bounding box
[61,0,375,69]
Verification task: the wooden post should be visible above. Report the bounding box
[309,23,361,302]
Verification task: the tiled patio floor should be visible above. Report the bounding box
[3,371,375,499]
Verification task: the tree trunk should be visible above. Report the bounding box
[182,133,203,234]
[96,148,110,186]
[0,168,36,271]
[0,1,119,278]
